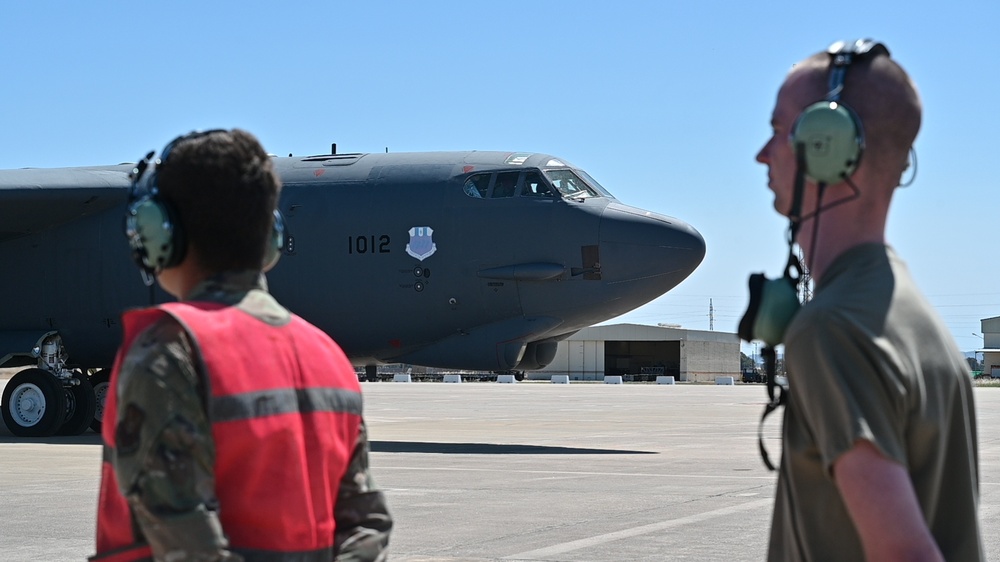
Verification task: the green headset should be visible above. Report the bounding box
[125,130,285,282]
[738,39,890,347]
[739,39,891,470]
[791,39,889,186]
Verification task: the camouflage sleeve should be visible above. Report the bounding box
[334,420,393,562]
[113,316,242,562]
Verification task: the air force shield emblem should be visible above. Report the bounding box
[406,226,437,261]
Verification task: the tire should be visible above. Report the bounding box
[56,372,96,436]
[1,368,68,437]
[89,368,111,434]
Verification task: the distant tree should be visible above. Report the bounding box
[967,357,983,371]
[740,352,756,371]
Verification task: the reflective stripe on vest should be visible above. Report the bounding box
[211,386,362,423]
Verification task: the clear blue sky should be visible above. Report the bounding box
[2,1,997,354]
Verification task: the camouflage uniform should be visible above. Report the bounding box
[112,271,392,561]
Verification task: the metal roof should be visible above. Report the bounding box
[569,323,738,343]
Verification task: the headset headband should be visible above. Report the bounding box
[125,129,285,284]
[825,39,890,102]
[130,129,229,197]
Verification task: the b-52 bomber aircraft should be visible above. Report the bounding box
[0,149,705,437]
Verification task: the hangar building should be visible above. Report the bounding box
[530,323,740,382]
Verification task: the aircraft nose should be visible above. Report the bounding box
[598,202,706,296]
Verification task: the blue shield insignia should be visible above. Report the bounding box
[406,226,437,261]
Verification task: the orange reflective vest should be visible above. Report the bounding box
[93,302,362,561]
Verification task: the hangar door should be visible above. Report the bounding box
[604,340,680,378]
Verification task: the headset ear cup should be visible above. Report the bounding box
[262,210,285,272]
[791,101,863,184]
[739,273,801,346]
[125,195,184,271]
[752,276,801,346]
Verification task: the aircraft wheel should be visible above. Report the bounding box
[514,371,525,382]
[89,368,111,434]
[56,372,96,436]
[1,368,68,437]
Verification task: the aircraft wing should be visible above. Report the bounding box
[0,165,132,242]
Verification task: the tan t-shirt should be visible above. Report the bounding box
[768,244,983,561]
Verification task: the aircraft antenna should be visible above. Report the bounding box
[709,298,715,331]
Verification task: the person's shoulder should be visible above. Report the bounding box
[290,313,338,342]
[236,288,292,326]
[787,244,894,339]
[120,313,197,390]
[785,298,845,346]
[288,314,353,359]
[821,244,893,289]
[129,312,188,354]
[783,289,867,370]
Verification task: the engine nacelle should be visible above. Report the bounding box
[515,341,559,371]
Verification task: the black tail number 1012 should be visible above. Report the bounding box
[348,235,391,255]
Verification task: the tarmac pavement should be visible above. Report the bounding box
[2,377,998,561]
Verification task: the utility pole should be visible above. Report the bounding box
[798,247,813,303]
[709,298,715,331]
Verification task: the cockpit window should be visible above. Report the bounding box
[463,173,491,198]
[464,168,599,201]
[521,171,555,197]
[491,171,518,198]
[543,169,599,199]
[576,169,614,198]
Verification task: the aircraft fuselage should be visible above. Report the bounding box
[0,150,705,372]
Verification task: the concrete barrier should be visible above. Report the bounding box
[393,374,412,383]
[443,374,462,383]
[656,376,676,385]
[496,374,517,383]
[604,375,623,384]
[715,376,735,385]
[551,375,570,384]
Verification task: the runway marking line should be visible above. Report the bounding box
[504,498,772,559]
